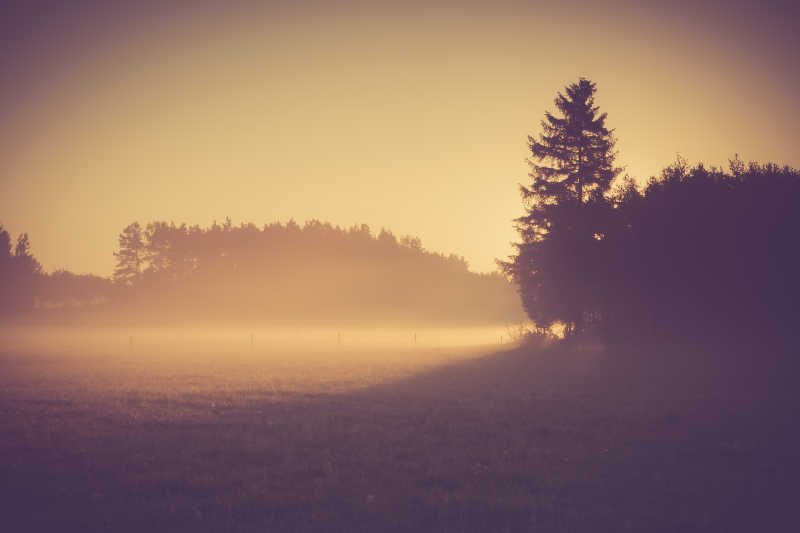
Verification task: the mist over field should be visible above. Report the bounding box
[0,324,518,402]
[0,324,521,421]
[3,0,800,531]
[2,325,797,532]
[2,324,515,352]
[0,325,516,418]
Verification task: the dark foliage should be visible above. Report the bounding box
[601,158,800,341]
[500,78,621,335]
[0,224,112,317]
[504,78,800,342]
[505,153,800,340]
[0,225,42,315]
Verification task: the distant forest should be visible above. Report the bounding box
[0,220,523,326]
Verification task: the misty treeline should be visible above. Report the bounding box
[0,219,522,325]
[0,226,112,317]
[112,219,522,324]
[5,79,799,336]
[502,78,800,341]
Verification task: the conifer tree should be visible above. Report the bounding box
[13,233,42,275]
[525,78,620,235]
[502,78,620,335]
[113,222,145,286]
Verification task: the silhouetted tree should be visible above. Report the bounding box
[0,227,43,314]
[13,233,42,275]
[602,158,800,341]
[0,225,12,265]
[0,225,14,313]
[113,222,145,286]
[502,78,620,335]
[528,78,619,209]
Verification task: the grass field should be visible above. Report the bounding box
[1,330,797,532]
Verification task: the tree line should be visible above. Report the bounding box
[0,226,112,318]
[110,218,522,325]
[502,78,800,341]
[0,220,523,325]
[5,78,798,336]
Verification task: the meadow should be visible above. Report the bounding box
[1,328,797,532]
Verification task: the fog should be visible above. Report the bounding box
[0,325,520,401]
[1,325,514,354]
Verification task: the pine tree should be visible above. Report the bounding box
[13,233,42,275]
[502,78,621,335]
[525,78,620,234]
[113,222,145,286]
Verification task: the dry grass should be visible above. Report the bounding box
[1,333,797,532]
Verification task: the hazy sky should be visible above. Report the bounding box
[1,0,798,275]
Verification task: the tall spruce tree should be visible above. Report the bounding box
[526,78,620,232]
[502,78,621,335]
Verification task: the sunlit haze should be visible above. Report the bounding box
[3,3,800,530]
[1,0,797,275]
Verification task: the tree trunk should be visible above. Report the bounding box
[577,141,583,206]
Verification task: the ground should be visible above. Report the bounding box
[1,333,797,532]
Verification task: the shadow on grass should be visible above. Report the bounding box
[1,340,798,532]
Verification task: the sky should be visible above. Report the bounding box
[1,0,798,276]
